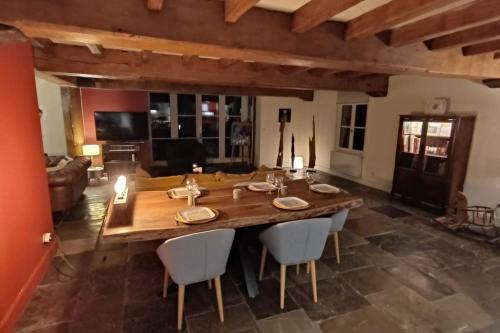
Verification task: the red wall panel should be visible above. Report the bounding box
[0,42,55,332]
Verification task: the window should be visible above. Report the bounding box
[150,93,171,139]
[337,104,367,152]
[177,94,196,138]
[201,95,219,158]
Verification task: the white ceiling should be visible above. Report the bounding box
[255,0,476,24]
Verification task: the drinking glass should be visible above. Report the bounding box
[266,172,275,194]
[305,172,315,189]
[275,176,284,197]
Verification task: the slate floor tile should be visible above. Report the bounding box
[345,214,396,238]
[322,253,371,273]
[123,298,180,333]
[367,231,432,257]
[320,306,406,333]
[256,309,321,333]
[245,279,299,320]
[371,205,412,218]
[287,276,369,321]
[341,266,400,296]
[187,303,258,333]
[349,243,399,267]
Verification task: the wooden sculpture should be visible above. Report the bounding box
[308,116,316,170]
[276,115,286,168]
[291,134,295,169]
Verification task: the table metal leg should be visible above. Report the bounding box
[238,240,259,298]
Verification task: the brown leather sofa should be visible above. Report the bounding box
[47,157,91,212]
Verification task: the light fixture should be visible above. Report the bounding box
[113,175,128,205]
[82,144,100,165]
[293,156,304,169]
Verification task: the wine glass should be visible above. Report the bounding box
[305,172,315,189]
[275,176,284,197]
[266,172,275,194]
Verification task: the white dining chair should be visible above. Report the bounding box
[156,229,235,330]
[258,218,333,309]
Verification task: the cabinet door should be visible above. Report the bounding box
[421,120,454,177]
[398,120,424,170]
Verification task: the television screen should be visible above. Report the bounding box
[94,112,149,141]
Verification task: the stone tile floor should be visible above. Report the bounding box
[14,174,500,333]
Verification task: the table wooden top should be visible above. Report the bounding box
[102,180,363,243]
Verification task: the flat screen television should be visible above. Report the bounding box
[94,111,149,141]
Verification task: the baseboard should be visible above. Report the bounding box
[0,242,57,333]
[315,165,392,193]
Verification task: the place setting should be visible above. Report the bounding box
[305,171,342,194]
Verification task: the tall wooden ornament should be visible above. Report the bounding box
[308,116,316,170]
[276,115,286,168]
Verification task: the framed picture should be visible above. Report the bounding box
[230,122,252,146]
[278,108,291,122]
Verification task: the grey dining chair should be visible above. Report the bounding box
[258,218,333,309]
[305,208,350,274]
[156,229,235,330]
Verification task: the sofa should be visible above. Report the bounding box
[46,156,91,212]
[135,166,287,192]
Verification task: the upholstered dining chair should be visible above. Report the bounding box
[156,229,235,330]
[258,218,333,309]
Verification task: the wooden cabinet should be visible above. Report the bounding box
[391,115,475,213]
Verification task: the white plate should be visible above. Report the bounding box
[248,182,277,192]
[272,196,310,210]
[167,187,206,199]
[309,184,340,194]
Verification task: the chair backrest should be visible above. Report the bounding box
[156,229,235,285]
[259,218,332,265]
[330,208,349,233]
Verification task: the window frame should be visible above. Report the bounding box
[336,103,368,155]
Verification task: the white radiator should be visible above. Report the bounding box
[331,150,363,179]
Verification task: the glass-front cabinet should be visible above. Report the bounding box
[392,115,475,213]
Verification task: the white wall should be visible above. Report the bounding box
[36,76,67,155]
[256,76,500,206]
[256,90,338,170]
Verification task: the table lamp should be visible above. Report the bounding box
[82,144,100,165]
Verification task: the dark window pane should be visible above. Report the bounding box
[202,95,219,117]
[341,105,352,126]
[203,138,219,158]
[339,127,350,148]
[225,96,242,116]
[178,117,196,138]
[202,116,218,137]
[178,94,196,115]
[150,93,170,103]
[150,97,171,138]
[225,138,241,158]
[355,104,367,127]
[353,128,365,151]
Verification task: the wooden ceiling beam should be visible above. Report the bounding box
[1,0,499,78]
[33,44,389,93]
[483,79,500,88]
[494,52,500,59]
[292,0,363,33]
[346,0,462,40]
[0,25,28,45]
[225,0,259,23]
[35,70,77,87]
[147,0,164,11]
[427,20,500,50]
[76,78,315,101]
[462,38,500,56]
[307,68,339,77]
[278,65,312,75]
[390,0,500,47]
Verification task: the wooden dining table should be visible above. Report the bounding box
[102,179,363,296]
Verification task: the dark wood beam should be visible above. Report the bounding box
[427,20,500,50]
[34,44,389,93]
[307,68,339,77]
[483,79,500,88]
[334,71,369,79]
[462,39,500,56]
[292,0,363,33]
[147,0,164,11]
[1,0,499,78]
[390,0,500,47]
[494,52,500,59]
[76,77,315,101]
[278,65,312,75]
[35,70,76,87]
[225,0,258,23]
[31,37,54,50]
[346,0,462,40]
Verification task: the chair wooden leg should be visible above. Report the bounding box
[280,265,286,309]
[177,285,185,330]
[162,269,169,298]
[306,262,310,274]
[310,261,317,303]
[296,264,300,275]
[214,276,224,322]
[208,279,212,290]
[259,246,267,281]
[334,232,340,264]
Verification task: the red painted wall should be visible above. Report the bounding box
[0,42,56,332]
[80,89,150,168]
